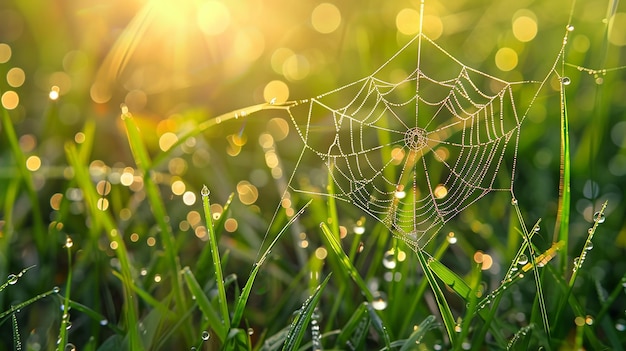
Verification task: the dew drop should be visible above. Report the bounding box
[52,286,60,294]
[567,25,575,31]
[533,225,540,233]
[247,327,254,335]
[191,348,197,351]
[517,254,529,265]
[64,343,76,351]
[454,324,462,333]
[66,322,72,330]
[100,319,108,326]
[511,198,518,206]
[587,228,594,234]
[446,232,457,244]
[561,77,571,85]
[584,241,594,251]
[201,330,210,341]
[616,319,626,331]
[382,250,396,269]
[593,212,606,224]
[371,291,388,310]
[7,274,18,285]
[201,185,210,197]
[269,97,277,105]
[573,257,580,267]
[64,236,74,249]
[353,226,365,235]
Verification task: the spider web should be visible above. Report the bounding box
[280,22,542,251]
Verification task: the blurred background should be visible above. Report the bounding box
[0,0,625,349]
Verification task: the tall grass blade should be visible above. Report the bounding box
[200,185,231,330]
[399,315,436,351]
[319,222,372,301]
[553,79,571,273]
[11,309,21,351]
[181,266,227,342]
[0,106,45,251]
[281,274,331,351]
[365,303,391,349]
[334,303,369,350]
[414,248,457,346]
[65,143,141,349]
[232,200,313,328]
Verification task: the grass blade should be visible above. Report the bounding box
[232,200,313,328]
[399,315,436,351]
[334,303,369,350]
[553,77,571,273]
[414,248,457,346]
[319,222,372,301]
[200,185,231,330]
[281,274,331,351]
[65,143,141,349]
[181,266,227,342]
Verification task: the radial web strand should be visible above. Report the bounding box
[282,32,542,250]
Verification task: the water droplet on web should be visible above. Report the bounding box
[511,198,518,206]
[561,77,571,85]
[7,274,18,285]
[517,254,529,265]
[584,241,594,250]
[201,330,210,341]
[66,322,72,330]
[201,185,210,197]
[567,25,575,31]
[52,286,60,293]
[64,343,76,351]
[593,211,606,224]
[533,225,540,233]
[382,250,396,269]
[371,291,388,310]
[269,97,277,105]
[587,228,593,235]
[191,347,197,351]
[573,257,580,267]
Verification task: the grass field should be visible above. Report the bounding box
[1,0,625,350]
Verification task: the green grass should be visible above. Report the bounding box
[1,0,626,350]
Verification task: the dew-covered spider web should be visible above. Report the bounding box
[271,6,563,252]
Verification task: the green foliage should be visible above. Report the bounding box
[1,0,626,350]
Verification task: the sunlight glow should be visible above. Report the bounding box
[197,1,231,36]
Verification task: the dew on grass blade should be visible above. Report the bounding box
[7,274,17,285]
[201,185,210,197]
[567,25,575,31]
[247,327,254,335]
[382,250,396,269]
[584,241,594,250]
[371,291,388,310]
[64,343,76,351]
[201,330,210,341]
[517,254,528,265]
[593,211,606,224]
[447,232,457,244]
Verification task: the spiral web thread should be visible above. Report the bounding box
[276,5,569,251]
